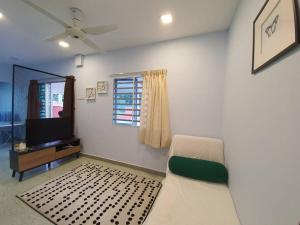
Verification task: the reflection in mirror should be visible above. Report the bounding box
[38,79,65,118]
[13,67,67,146]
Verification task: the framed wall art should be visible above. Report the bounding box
[86,88,96,100]
[252,0,298,73]
[97,81,109,94]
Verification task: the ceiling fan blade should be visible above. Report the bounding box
[82,24,118,35]
[21,0,69,28]
[44,32,68,42]
[82,38,102,52]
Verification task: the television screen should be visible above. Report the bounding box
[26,118,72,146]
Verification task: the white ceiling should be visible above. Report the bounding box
[0,0,239,64]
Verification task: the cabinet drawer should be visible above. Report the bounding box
[19,148,55,171]
[55,146,80,159]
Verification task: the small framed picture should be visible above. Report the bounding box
[86,88,96,100]
[97,81,109,94]
[252,0,298,74]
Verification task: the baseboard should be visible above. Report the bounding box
[80,153,166,177]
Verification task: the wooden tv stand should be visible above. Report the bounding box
[10,138,80,181]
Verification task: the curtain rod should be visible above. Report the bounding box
[109,69,167,78]
[38,77,66,82]
[109,71,146,78]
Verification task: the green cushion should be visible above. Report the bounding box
[168,156,228,184]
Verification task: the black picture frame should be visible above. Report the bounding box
[252,0,299,74]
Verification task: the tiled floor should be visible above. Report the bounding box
[0,148,163,225]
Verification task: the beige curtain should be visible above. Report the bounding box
[139,69,171,149]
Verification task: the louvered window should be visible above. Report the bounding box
[113,76,143,126]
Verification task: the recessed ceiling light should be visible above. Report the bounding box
[0,12,4,19]
[161,13,173,24]
[58,41,69,48]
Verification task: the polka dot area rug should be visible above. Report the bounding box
[17,163,162,225]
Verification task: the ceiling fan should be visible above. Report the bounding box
[21,0,118,52]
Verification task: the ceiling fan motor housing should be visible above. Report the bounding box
[66,27,86,40]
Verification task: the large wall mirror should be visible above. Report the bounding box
[12,65,74,149]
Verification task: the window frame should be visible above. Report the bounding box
[112,76,143,127]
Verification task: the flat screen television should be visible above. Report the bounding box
[26,118,73,146]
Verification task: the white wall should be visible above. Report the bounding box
[37,31,228,172]
[0,64,12,113]
[224,1,300,225]
[0,83,11,112]
[0,63,12,83]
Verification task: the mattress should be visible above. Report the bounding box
[143,173,240,225]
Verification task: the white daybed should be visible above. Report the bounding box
[144,135,240,225]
